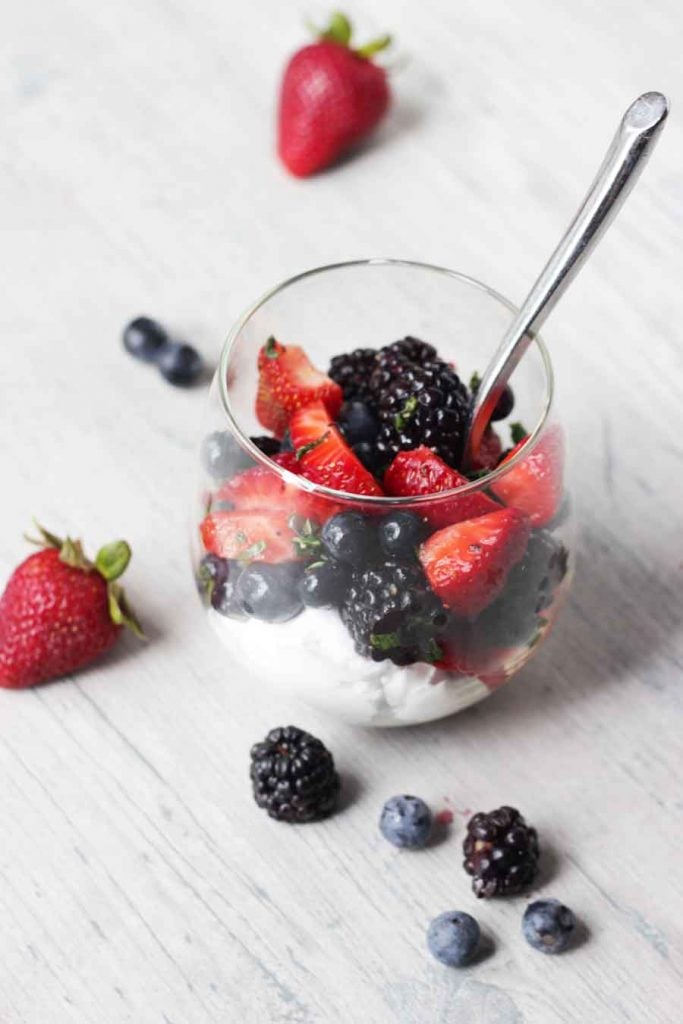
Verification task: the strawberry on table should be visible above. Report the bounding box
[0,525,142,689]
[200,511,302,564]
[289,401,383,497]
[384,447,499,528]
[491,425,564,527]
[419,507,531,617]
[277,13,392,177]
[256,337,343,438]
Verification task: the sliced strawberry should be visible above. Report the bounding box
[216,457,342,523]
[289,401,383,497]
[490,425,564,527]
[470,427,503,473]
[255,338,343,438]
[419,507,530,617]
[200,511,301,563]
[384,447,498,528]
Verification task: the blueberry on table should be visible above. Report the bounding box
[427,911,480,967]
[122,316,168,362]
[235,564,303,622]
[379,795,432,848]
[378,512,428,560]
[321,512,376,567]
[157,341,204,386]
[522,899,577,954]
[299,560,350,608]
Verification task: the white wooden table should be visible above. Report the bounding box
[2,1,683,1020]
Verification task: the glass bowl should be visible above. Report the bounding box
[192,260,573,726]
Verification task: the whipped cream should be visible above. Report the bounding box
[208,606,489,726]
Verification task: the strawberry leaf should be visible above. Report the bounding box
[108,582,145,638]
[95,540,132,582]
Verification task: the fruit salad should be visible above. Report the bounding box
[196,334,571,725]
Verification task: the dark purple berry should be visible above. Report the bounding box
[123,316,168,363]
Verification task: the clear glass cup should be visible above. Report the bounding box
[192,260,573,726]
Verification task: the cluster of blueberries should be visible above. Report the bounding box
[379,795,578,965]
[123,316,204,386]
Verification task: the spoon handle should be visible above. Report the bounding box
[466,91,669,463]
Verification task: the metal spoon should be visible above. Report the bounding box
[465,91,669,465]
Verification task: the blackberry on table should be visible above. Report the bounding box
[463,806,539,898]
[328,348,378,403]
[250,726,340,823]
[340,561,449,666]
[370,338,471,471]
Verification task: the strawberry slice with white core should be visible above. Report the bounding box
[289,401,383,497]
[384,447,499,528]
[419,507,531,617]
[490,425,564,527]
[200,511,302,563]
[256,338,343,438]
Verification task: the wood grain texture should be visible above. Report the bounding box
[1,0,682,1020]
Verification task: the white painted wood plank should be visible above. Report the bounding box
[1,0,682,1020]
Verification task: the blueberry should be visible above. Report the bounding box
[280,430,294,453]
[251,435,281,458]
[202,431,253,478]
[522,899,576,954]
[321,512,375,567]
[299,560,351,608]
[379,795,432,849]
[212,562,247,619]
[378,512,428,560]
[491,384,515,422]
[235,564,303,622]
[352,441,385,475]
[196,554,229,604]
[157,341,204,386]
[338,401,379,445]
[123,316,168,363]
[427,911,480,967]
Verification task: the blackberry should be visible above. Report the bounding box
[370,338,471,471]
[463,806,539,898]
[473,531,569,646]
[250,726,340,823]
[340,561,449,666]
[328,348,378,403]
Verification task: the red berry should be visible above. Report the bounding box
[491,426,564,527]
[470,428,503,473]
[256,338,342,438]
[0,527,141,689]
[216,461,341,523]
[289,401,383,497]
[277,16,391,177]
[384,447,499,528]
[200,511,302,564]
[419,508,530,617]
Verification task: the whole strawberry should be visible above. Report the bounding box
[0,525,142,689]
[278,13,392,177]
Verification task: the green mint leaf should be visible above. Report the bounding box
[238,539,266,566]
[469,371,481,392]
[510,422,528,446]
[394,395,418,431]
[264,336,279,359]
[296,432,329,460]
[370,631,401,652]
